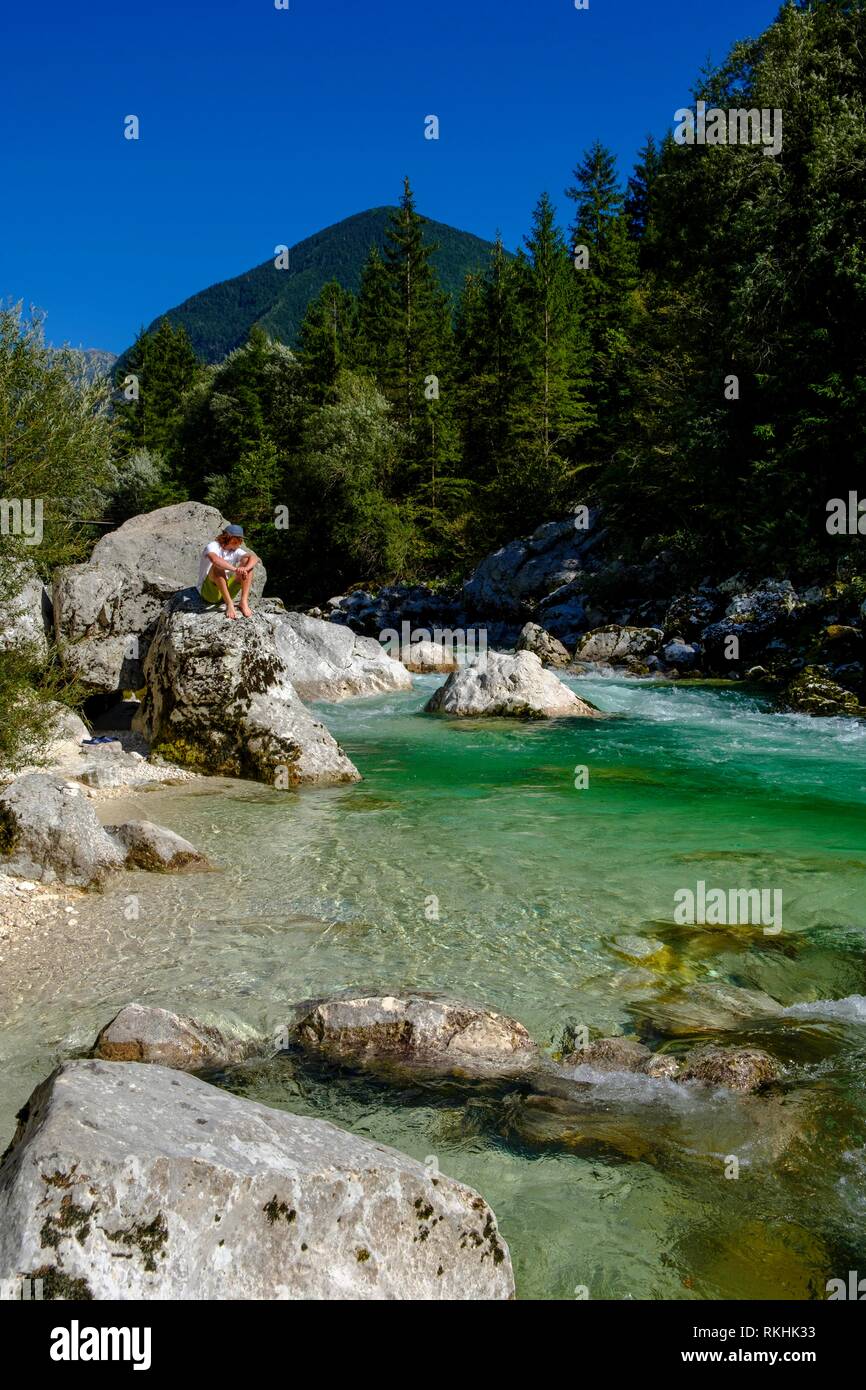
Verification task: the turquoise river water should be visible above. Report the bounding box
[1,673,865,1299]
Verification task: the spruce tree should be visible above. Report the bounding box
[297,280,358,402]
[506,194,592,526]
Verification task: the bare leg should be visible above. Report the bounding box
[237,567,254,617]
[209,567,238,619]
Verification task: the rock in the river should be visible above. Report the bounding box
[110,821,211,872]
[399,640,459,674]
[294,992,539,1080]
[53,503,267,693]
[0,774,124,887]
[133,601,360,786]
[780,666,861,718]
[0,1060,513,1299]
[639,983,785,1037]
[425,651,601,720]
[516,622,572,667]
[0,572,53,659]
[275,611,411,700]
[93,1004,259,1069]
[563,1037,651,1072]
[679,1045,780,1093]
[574,625,663,665]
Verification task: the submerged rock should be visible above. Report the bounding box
[679,1045,780,1093]
[562,1036,651,1072]
[515,622,572,668]
[110,821,211,873]
[93,1004,260,1069]
[133,601,360,786]
[0,1060,514,1299]
[638,982,785,1037]
[425,651,601,719]
[0,773,124,887]
[294,992,539,1080]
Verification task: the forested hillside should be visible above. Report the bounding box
[119,208,497,366]
[106,0,864,603]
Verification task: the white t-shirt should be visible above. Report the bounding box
[199,540,249,589]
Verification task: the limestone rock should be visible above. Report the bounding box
[133,603,360,786]
[53,503,267,693]
[515,622,571,667]
[0,1060,514,1299]
[780,666,861,718]
[574,625,663,665]
[679,1045,780,1093]
[0,573,52,659]
[110,821,211,872]
[425,651,601,720]
[294,992,539,1080]
[0,773,124,887]
[399,640,459,674]
[93,1004,258,1069]
[274,612,412,700]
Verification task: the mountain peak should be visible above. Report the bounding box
[127,207,497,365]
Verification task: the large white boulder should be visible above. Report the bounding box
[0,1060,514,1300]
[0,773,124,887]
[425,650,601,719]
[275,612,412,700]
[133,600,360,786]
[0,573,52,659]
[53,503,267,693]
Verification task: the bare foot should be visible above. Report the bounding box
[239,602,253,618]
[225,605,239,620]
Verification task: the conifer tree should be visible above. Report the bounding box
[506,194,592,525]
[297,280,358,402]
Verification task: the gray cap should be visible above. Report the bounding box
[225,524,245,538]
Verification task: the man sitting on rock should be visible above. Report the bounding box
[198,525,259,620]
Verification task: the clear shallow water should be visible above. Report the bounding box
[2,674,866,1298]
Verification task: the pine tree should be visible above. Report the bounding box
[114,318,199,462]
[565,143,638,462]
[298,279,358,403]
[505,194,593,525]
[455,239,525,543]
[624,134,662,255]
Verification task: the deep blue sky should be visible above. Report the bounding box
[1,0,781,354]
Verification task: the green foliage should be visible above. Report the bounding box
[0,302,113,576]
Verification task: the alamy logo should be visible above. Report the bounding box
[0,1276,43,1299]
[380,621,488,672]
[674,880,782,934]
[674,101,782,158]
[50,1320,152,1371]
[826,492,866,535]
[826,1271,866,1300]
[0,497,43,545]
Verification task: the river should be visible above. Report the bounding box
[2,673,865,1298]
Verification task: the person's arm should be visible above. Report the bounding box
[208,549,240,576]
[235,549,259,571]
